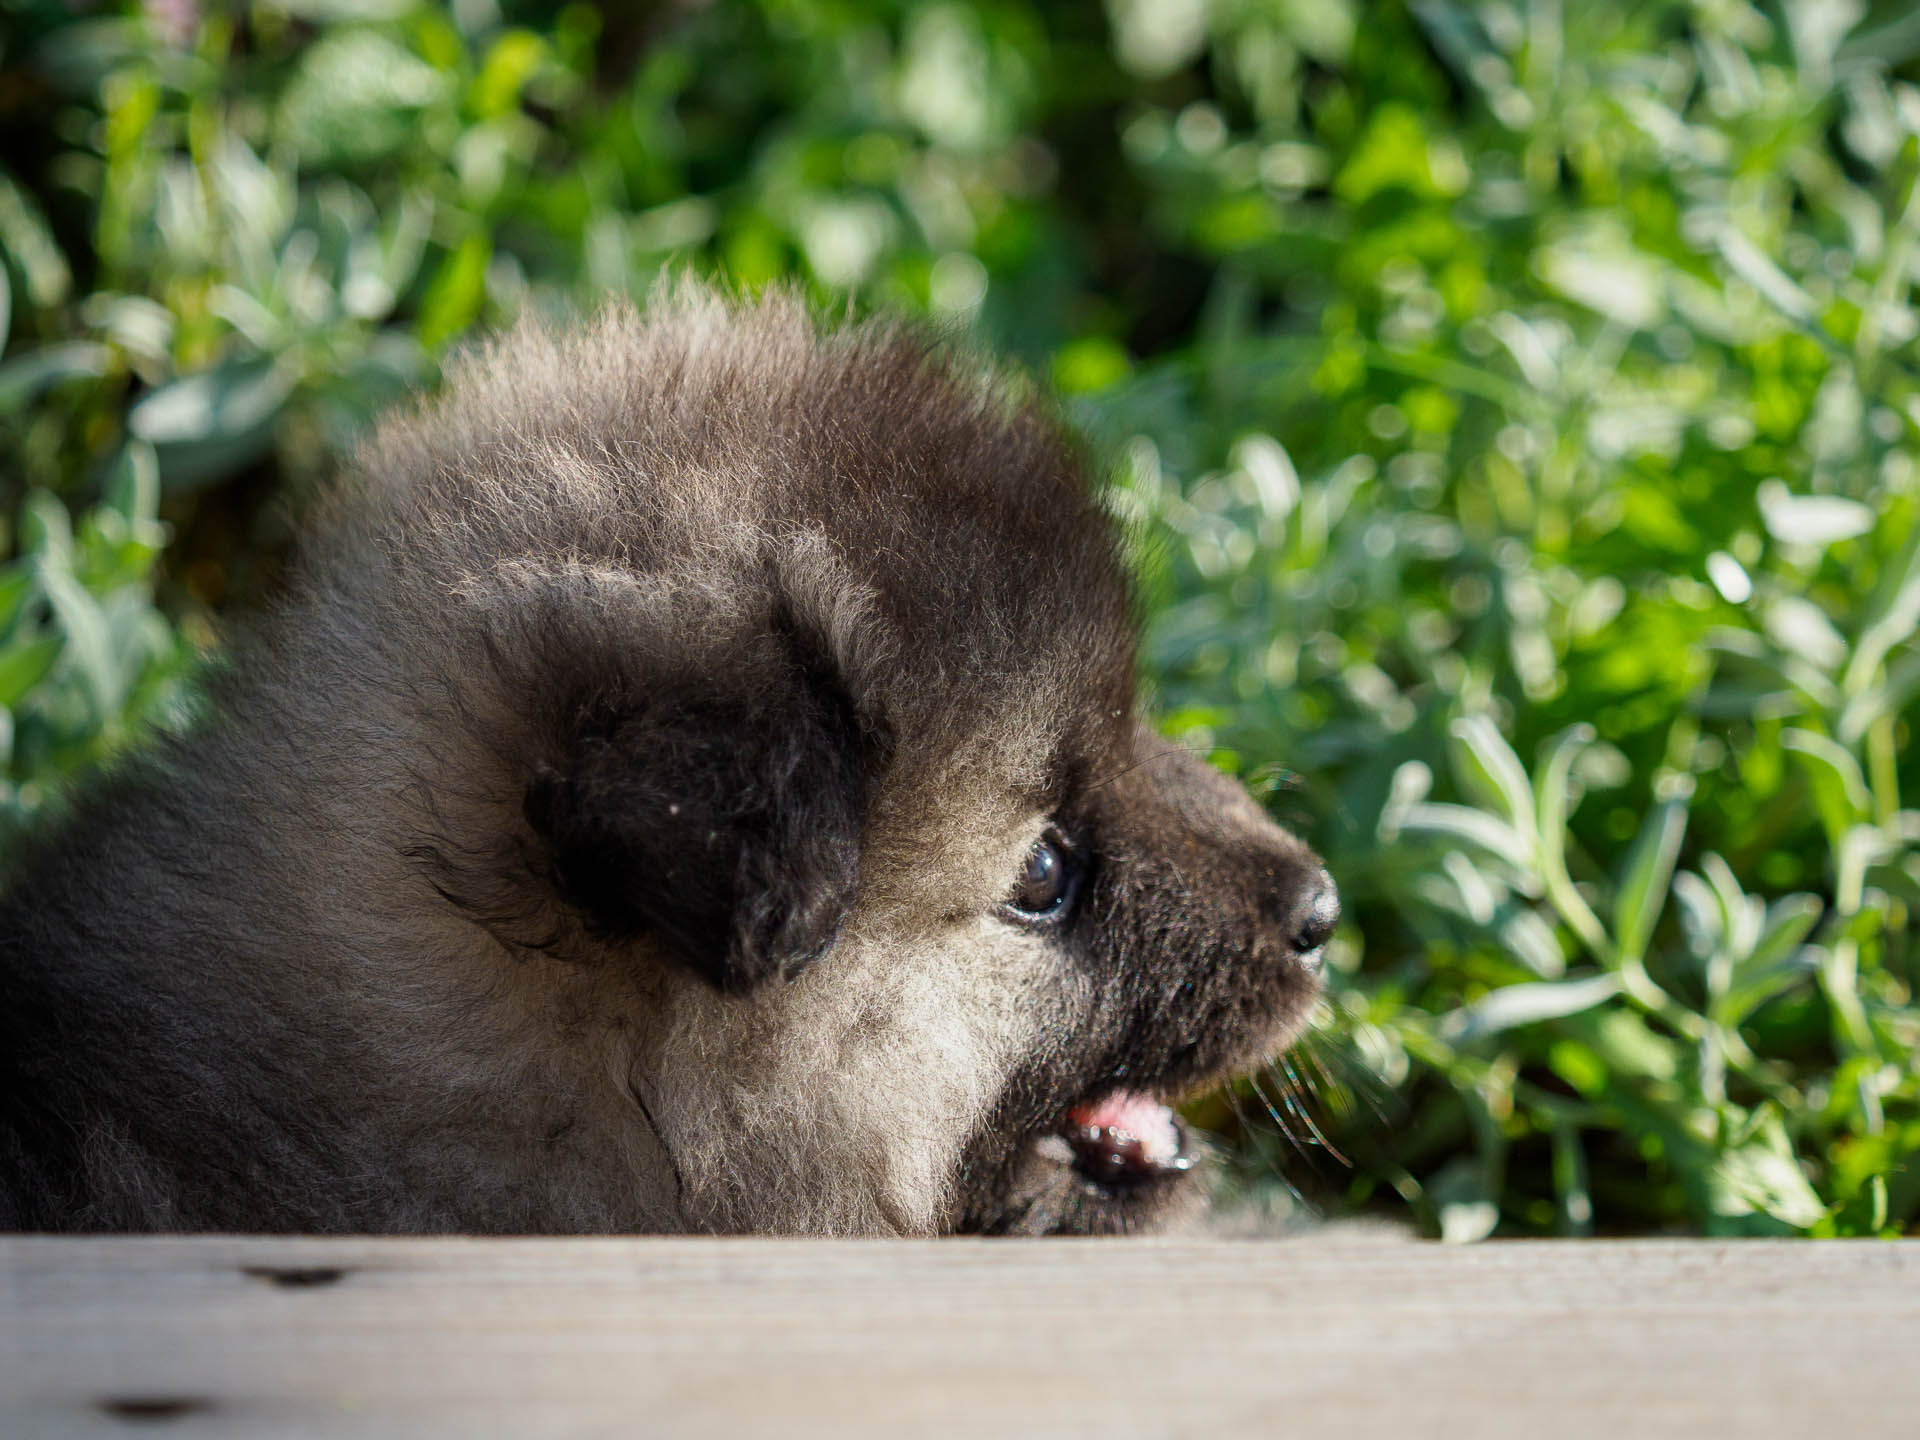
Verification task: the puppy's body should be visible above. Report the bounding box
[0,291,1333,1235]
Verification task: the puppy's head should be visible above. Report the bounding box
[377,288,1333,1234]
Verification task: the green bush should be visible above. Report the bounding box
[1,0,1916,1237]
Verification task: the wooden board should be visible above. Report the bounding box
[2,1235,1914,1437]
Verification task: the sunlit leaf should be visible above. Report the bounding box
[35,564,118,720]
[104,441,161,526]
[1757,479,1875,547]
[1398,801,1538,877]
[417,233,492,351]
[1711,1108,1828,1230]
[1447,714,1536,840]
[0,635,62,708]
[0,342,112,413]
[1535,723,1593,869]
[0,169,72,308]
[1426,1156,1500,1244]
[1439,972,1620,1043]
[1499,907,1567,978]
[129,362,296,492]
[1782,729,1872,843]
[1612,777,1693,969]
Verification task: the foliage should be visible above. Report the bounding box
[1,0,1917,1237]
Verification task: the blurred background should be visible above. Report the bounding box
[1,0,1916,1238]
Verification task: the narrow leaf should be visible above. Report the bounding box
[104,440,161,525]
[1783,728,1871,843]
[0,341,111,413]
[1447,714,1537,837]
[1535,722,1594,877]
[1439,973,1622,1043]
[36,563,118,719]
[1613,777,1693,968]
[1399,801,1539,876]
[0,634,61,707]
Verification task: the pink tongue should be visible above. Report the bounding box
[1066,1091,1181,1166]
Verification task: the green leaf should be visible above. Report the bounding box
[1710,1107,1827,1231]
[343,193,431,322]
[1438,972,1621,1043]
[1535,724,1594,854]
[1672,870,1726,963]
[1499,907,1567,978]
[1426,1156,1500,1244]
[1612,776,1693,969]
[129,362,295,492]
[36,563,118,720]
[1547,1038,1608,1097]
[0,566,33,632]
[1720,952,1819,1027]
[1052,336,1132,396]
[1756,479,1876,547]
[1838,651,1920,744]
[1398,801,1539,877]
[1335,103,1452,205]
[1447,714,1537,839]
[104,441,161,525]
[19,491,73,567]
[1552,1122,1593,1236]
[1715,227,1830,341]
[0,635,61,707]
[1834,824,1892,915]
[417,232,491,351]
[1739,875,1819,973]
[0,169,73,308]
[1536,221,1665,330]
[470,30,548,119]
[277,30,452,168]
[1844,532,1920,695]
[0,342,112,413]
[1764,597,1849,673]
[1782,728,1871,844]
[1699,854,1760,956]
[1577,1008,1685,1084]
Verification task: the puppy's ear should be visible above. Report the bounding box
[524,639,870,991]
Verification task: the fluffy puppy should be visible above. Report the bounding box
[0,288,1336,1235]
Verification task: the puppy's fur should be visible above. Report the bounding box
[0,288,1334,1235]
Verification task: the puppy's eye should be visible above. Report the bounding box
[1004,832,1080,923]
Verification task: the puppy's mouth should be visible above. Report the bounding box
[1034,1090,1198,1194]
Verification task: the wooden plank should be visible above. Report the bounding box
[1,1236,1914,1438]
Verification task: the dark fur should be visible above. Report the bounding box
[0,287,1332,1235]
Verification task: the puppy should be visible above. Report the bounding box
[0,287,1336,1235]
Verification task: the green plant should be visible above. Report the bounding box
[0,439,194,829]
[1087,0,1920,1236]
[1,0,1916,1235]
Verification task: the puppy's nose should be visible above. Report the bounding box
[1287,869,1340,970]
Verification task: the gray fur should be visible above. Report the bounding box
[0,285,1334,1235]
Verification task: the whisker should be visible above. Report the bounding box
[1218,1081,1310,1212]
[1083,743,1204,794]
[1220,1083,1261,1140]
[1297,1043,1357,1121]
[1298,1023,1403,1127]
[1274,1056,1351,1166]
[1253,1070,1350,1196]
[1247,1071,1307,1152]
[1268,1063,1320,1138]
